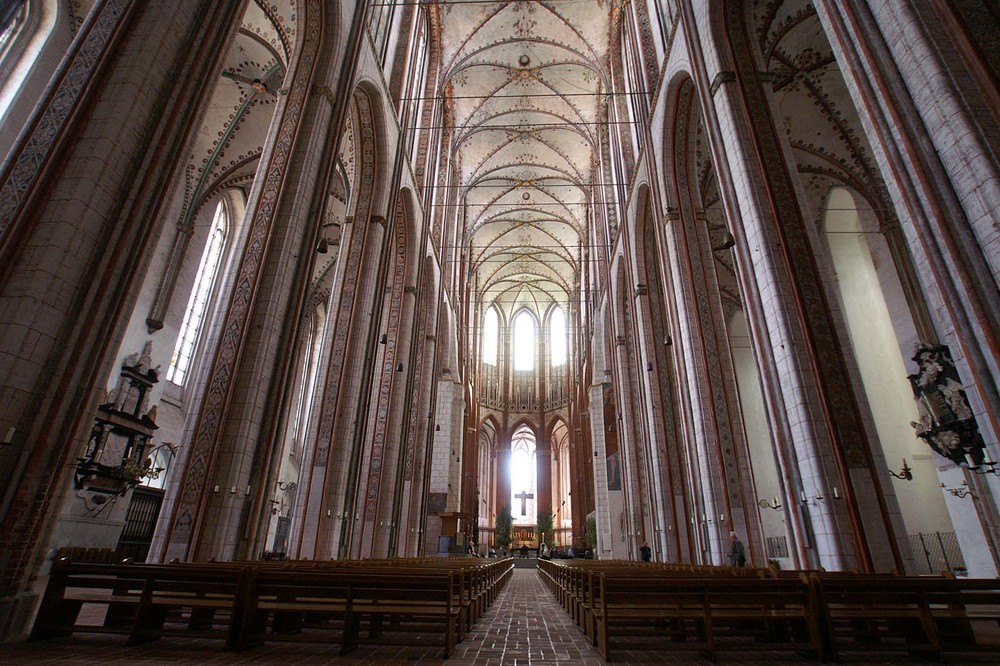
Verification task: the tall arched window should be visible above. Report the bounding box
[287,303,326,456]
[619,5,645,161]
[166,200,227,384]
[549,306,566,367]
[509,426,537,525]
[482,306,498,365]
[403,9,429,164]
[512,310,535,371]
[367,0,400,67]
[0,3,26,55]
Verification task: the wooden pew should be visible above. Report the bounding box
[233,568,459,656]
[539,560,1000,662]
[29,560,245,645]
[812,573,1000,659]
[587,572,824,661]
[31,556,513,658]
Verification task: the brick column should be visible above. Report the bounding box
[0,0,248,638]
[681,1,905,571]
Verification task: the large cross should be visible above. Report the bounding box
[514,490,534,516]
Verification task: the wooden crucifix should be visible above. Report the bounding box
[514,489,534,516]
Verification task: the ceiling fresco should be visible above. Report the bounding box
[180,0,295,226]
[753,0,887,213]
[440,0,610,318]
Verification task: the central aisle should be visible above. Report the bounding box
[449,567,603,664]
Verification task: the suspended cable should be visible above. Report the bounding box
[399,90,650,101]
[421,183,623,188]
[413,120,638,131]
[368,0,592,6]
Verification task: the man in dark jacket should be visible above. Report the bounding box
[729,531,747,567]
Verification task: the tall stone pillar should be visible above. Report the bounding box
[0,0,249,638]
[681,1,905,571]
[814,0,1000,574]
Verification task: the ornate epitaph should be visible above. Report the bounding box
[75,342,160,497]
[908,344,987,467]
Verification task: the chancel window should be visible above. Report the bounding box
[482,307,498,365]
[166,200,227,384]
[512,310,535,371]
[549,306,566,367]
[509,426,536,526]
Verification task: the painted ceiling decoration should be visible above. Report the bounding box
[753,1,887,213]
[441,0,610,319]
[181,0,296,225]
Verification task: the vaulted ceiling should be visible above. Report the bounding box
[440,0,610,319]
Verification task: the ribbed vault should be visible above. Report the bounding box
[441,0,610,318]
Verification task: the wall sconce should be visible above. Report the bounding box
[316,238,330,253]
[646,362,653,371]
[435,424,441,431]
[213,485,220,494]
[757,496,782,511]
[941,481,976,499]
[799,490,825,504]
[663,335,672,347]
[889,458,913,480]
[396,363,404,372]
[1,426,15,447]
[960,453,998,475]
[229,486,237,495]
[379,334,387,344]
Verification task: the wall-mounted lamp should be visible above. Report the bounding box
[941,481,976,499]
[799,490,814,504]
[663,335,673,347]
[213,485,220,494]
[435,424,441,431]
[646,362,653,371]
[379,334,387,344]
[889,458,913,480]
[396,363,404,372]
[316,238,330,254]
[757,496,782,511]
[960,453,998,476]
[1,427,15,447]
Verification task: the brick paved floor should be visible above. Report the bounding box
[4,568,998,664]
